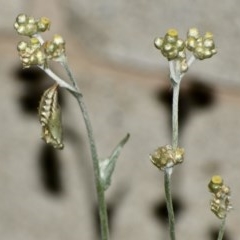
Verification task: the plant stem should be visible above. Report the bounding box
[163,60,181,240]
[172,82,180,150]
[61,60,109,240]
[169,60,181,150]
[164,168,175,240]
[40,66,79,93]
[164,82,180,240]
[217,217,226,240]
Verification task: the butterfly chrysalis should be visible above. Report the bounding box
[38,83,64,149]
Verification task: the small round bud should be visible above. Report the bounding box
[29,55,38,65]
[165,29,178,44]
[220,185,231,195]
[30,37,41,49]
[15,25,25,35]
[163,43,173,52]
[166,50,178,60]
[187,28,199,39]
[204,31,213,39]
[180,59,188,73]
[17,41,27,51]
[178,50,186,59]
[174,147,184,164]
[154,37,163,49]
[167,29,178,38]
[211,48,217,55]
[203,38,214,48]
[28,17,35,24]
[22,57,30,65]
[44,42,56,54]
[37,17,51,32]
[210,198,226,219]
[27,23,38,35]
[16,14,27,24]
[165,35,177,44]
[208,175,223,193]
[185,37,196,51]
[203,49,212,59]
[176,39,185,51]
[35,50,46,65]
[194,46,205,60]
[53,34,65,45]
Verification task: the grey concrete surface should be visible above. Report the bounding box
[1,1,240,240]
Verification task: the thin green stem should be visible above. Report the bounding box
[60,58,79,90]
[164,81,180,240]
[172,82,180,150]
[40,66,79,93]
[60,60,109,240]
[217,217,226,240]
[163,60,182,240]
[164,168,175,240]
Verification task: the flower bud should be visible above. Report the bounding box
[37,17,51,32]
[150,145,184,171]
[208,175,232,219]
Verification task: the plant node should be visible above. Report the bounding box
[150,145,184,171]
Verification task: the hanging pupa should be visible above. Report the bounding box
[38,83,64,149]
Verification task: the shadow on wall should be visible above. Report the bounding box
[155,77,216,139]
[14,67,231,240]
[14,66,66,195]
[152,77,232,240]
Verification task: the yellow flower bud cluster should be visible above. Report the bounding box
[154,28,217,72]
[186,28,217,60]
[154,29,188,73]
[17,38,46,68]
[150,145,184,171]
[14,14,66,68]
[154,29,185,61]
[44,35,66,61]
[14,14,50,37]
[17,35,66,68]
[208,175,232,219]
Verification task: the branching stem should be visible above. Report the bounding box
[49,60,110,240]
[163,60,182,240]
[41,66,79,93]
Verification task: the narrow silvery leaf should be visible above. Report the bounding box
[100,133,130,191]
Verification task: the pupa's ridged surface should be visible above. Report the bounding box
[38,83,64,149]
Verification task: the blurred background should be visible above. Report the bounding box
[1,0,240,239]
